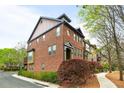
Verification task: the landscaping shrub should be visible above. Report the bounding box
[57,59,92,87]
[89,61,103,73]
[40,72,58,83]
[18,70,58,83]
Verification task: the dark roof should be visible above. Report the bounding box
[76,28,85,38]
[41,16,62,22]
[28,14,85,43]
[57,14,71,23]
[63,21,85,38]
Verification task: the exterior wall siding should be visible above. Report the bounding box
[27,20,86,72]
[27,25,64,72]
[63,24,85,59]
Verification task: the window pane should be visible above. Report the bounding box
[56,27,60,36]
[43,35,45,40]
[36,38,39,43]
[41,64,45,70]
[28,51,33,63]
[53,45,56,51]
[48,46,52,55]
[67,30,70,36]
[73,34,76,40]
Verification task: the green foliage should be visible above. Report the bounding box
[18,70,58,83]
[102,63,109,72]
[0,48,27,70]
[78,5,105,33]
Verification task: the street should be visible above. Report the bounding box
[0,71,44,88]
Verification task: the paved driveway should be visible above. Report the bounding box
[0,71,44,88]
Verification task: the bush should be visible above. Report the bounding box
[89,61,103,73]
[40,72,58,83]
[57,59,92,87]
[18,70,58,83]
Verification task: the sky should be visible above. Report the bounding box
[0,5,96,49]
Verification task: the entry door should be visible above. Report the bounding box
[66,48,71,60]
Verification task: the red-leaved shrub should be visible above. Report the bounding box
[89,61,103,74]
[57,59,93,87]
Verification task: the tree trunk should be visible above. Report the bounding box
[108,6,123,80]
[113,24,123,81]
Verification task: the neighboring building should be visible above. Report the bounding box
[84,40,98,62]
[27,14,85,72]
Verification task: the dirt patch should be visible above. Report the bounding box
[106,71,124,88]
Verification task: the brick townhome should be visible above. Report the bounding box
[27,14,89,72]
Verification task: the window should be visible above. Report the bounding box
[82,40,84,46]
[36,38,39,43]
[42,35,45,40]
[28,51,34,63]
[73,34,76,40]
[76,35,78,42]
[56,27,61,36]
[79,37,81,43]
[67,30,70,36]
[41,64,45,70]
[48,45,57,55]
[48,46,52,55]
[53,45,56,53]
[76,48,78,56]
[86,44,89,51]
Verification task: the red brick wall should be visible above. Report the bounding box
[27,23,85,72]
[63,24,85,59]
[27,24,64,72]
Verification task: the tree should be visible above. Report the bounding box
[0,42,27,70]
[78,5,124,80]
[14,41,27,69]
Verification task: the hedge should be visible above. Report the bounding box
[18,70,58,83]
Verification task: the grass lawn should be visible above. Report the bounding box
[106,71,124,88]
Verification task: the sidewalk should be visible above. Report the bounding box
[96,72,117,88]
[12,74,60,88]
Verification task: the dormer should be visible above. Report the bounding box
[57,14,71,23]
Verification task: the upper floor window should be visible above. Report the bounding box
[29,43,31,46]
[73,34,76,41]
[48,45,57,55]
[76,35,79,42]
[42,35,45,40]
[79,37,81,43]
[67,30,70,36]
[48,46,52,55]
[56,27,61,37]
[53,45,56,53]
[36,38,39,43]
[86,44,90,51]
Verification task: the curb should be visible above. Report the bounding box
[12,74,60,88]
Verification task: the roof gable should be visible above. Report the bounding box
[28,17,61,42]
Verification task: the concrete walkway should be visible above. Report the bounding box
[96,73,117,88]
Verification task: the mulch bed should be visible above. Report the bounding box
[106,71,124,88]
[60,75,100,88]
[80,75,100,88]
